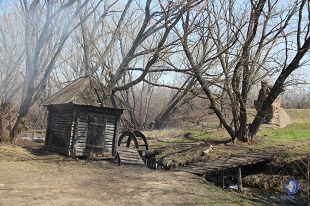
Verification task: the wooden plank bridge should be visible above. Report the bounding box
[178,149,278,175]
[176,149,279,191]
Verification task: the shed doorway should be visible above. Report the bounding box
[86,114,107,156]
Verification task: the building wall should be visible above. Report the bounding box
[46,104,122,158]
[104,115,117,154]
[73,109,120,157]
[45,109,73,156]
[73,110,88,156]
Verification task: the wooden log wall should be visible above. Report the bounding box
[104,116,116,154]
[45,104,121,158]
[69,110,77,157]
[46,111,73,156]
[74,111,88,156]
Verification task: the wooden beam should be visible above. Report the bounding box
[237,167,243,192]
[220,172,224,189]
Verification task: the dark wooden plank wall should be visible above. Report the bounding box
[74,110,117,157]
[46,111,73,156]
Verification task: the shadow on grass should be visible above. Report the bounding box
[22,146,50,156]
[20,145,75,162]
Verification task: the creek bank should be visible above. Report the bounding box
[243,174,308,205]
[203,171,308,205]
[203,161,309,206]
[243,158,309,199]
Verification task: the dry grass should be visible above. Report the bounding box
[1,109,309,205]
[140,109,310,169]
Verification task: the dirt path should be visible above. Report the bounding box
[0,143,258,206]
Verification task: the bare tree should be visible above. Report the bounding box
[9,0,94,142]
[4,0,307,142]
[249,0,310,138]
[67,0,204,130]
[151,76,197,129]
[0,2,26,140]
[178,0,243,139]
[173,0,304,141]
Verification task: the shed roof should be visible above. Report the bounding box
[41,76,123,109]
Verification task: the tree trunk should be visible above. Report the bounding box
[249,34,310,139]
[10,3,36,142]
[9,1,90,142]
[153,94,185,130]
[237,107,248,142]
[10,92,34,142]
[152,77,196,130]
[0,110,2,142]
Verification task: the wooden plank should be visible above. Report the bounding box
[78,125,87,128]
[117,147,140,152]
[105,131,114,135]
[103,149,112,153]
[120,160,144,165]
[116,147,145,166]
[105,139,113,142]
[86,144,104,149]
[237,167,243,192]
[177,150,277,174]
[104,143,113,147]
[105,137,114,141]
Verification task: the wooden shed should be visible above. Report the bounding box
[41,76,124,158]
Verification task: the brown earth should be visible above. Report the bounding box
[0,142,256,206]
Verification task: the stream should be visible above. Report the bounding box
[206,174,307,206]
[228,186,306,205]
[206,176,307,206]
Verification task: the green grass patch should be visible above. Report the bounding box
[258,123,310,144]
[246,109,310,161]
[254,109,310,148]
[182,109,310,161]
[147,109,309,164]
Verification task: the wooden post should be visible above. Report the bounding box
[0,110,2,142]
[221,172,225,189]
[237,167,243,192]
[0,102,3,142]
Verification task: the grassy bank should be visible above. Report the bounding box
[144,109,309,205]
[144,109,309,174]
[254,109,310,161]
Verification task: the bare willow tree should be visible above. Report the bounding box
[63,0,204,130]
[149,76,198,129]
[0,3,25,140]
[249,0,310,139]
[113,0,204,130]
[174,0,307,141]
[9,0,97,142]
